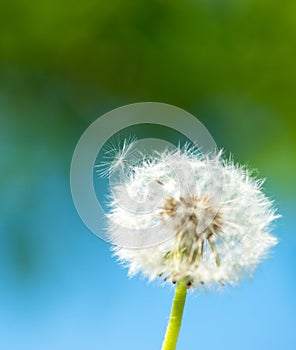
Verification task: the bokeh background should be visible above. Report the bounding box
[0,1,295,349]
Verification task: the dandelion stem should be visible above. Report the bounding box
[161,280,187,350]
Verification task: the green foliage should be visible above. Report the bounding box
[0,0,295,190]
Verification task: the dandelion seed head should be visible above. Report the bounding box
[106,145,279,289]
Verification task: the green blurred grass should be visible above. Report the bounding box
[0,0,295,193]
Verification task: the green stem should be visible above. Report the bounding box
[161,280,188,350]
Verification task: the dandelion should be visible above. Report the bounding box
[104,144,279,350]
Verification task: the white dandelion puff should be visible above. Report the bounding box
[106,145,280,289]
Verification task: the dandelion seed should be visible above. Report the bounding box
[95,135,137,178]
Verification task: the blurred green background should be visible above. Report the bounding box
[0,1,295,349]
